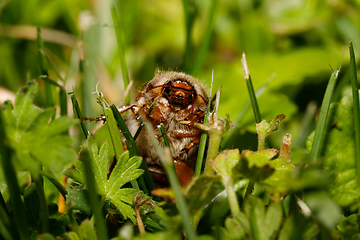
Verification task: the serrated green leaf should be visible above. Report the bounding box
[87,137,108,195]
[211,149,241,182]
[262,158,294,194]
[336,213,360,240]
[73,136,144,222]
[78,220,97,240]
[1,80,78,175]
[234,150,276,183]
[107,154,143,196]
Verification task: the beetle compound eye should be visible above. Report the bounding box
[163,86,171,96]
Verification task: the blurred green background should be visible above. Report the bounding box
[0,0,358,151]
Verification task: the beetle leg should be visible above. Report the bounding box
[173,127,202,138]
[185,112,205,126]
[177,135,201,158]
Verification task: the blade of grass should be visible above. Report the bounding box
[81,148,109,240]
[110,5,130,106]
[32,174,49,233]
[40,170,68,199]
[59,88,67,116]
[144,118,197,240]
[37,27,53,108]
[41,54,69,116]
[0,113,30,240]
[69,92,89,140]
[349,40,360,184]
[157,123,171,149]
[0,192,18,240]
[241,52,267,197]
[110,105,156,192]
[195,70,214,176]
[77,38,93,119]
[193,0,219,75]
[182,0,195,72]
[241,52,262,124]
[309,69,339,163]
[221,72,275,149]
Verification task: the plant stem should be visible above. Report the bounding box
[349,40,360,184]
[225,179,241,217]
[203,89,223,176]
[203,118,223,176]
[245,181,255,198]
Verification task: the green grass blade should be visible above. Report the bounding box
[221,73,275,149]
[110,5,130,106]
[241,53,262,123]
[349,40,360,184]
[241,52,267,196]
[182,0,195,72]
[110,105,156,192]
[69,92,88,140]
[309,69,339,163]
[37,27,53,107]
[195,106,210,176]
[193,0,219,75]
[32,174,49,233]
[37,28,49,76]
[59,88,67,116]
[40,170,68,199]
[195,70,214,176]
[103,106,125,159]
[144,120,197,240]
[0,192,18,240]
[157,123,171,148]
[81,148,109,240]
[0,113,30,240]
[241,53,268,150]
